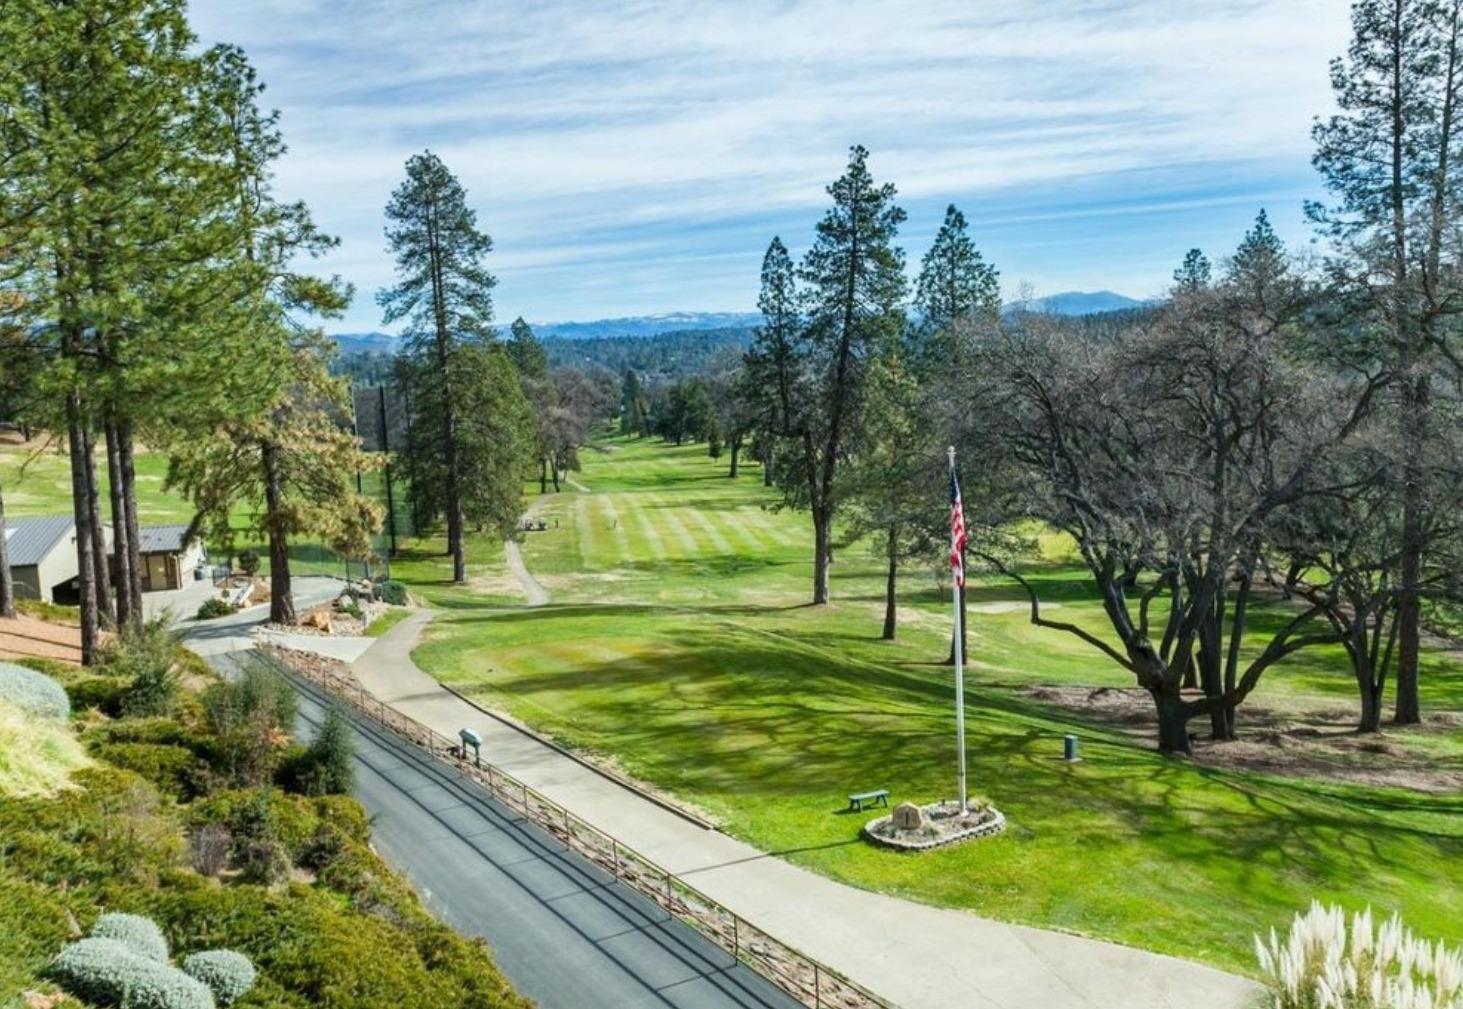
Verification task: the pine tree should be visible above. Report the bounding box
[913,205,1000,335]
[1173,248,1212,291]
[0,0,237,658]
[161,46,371,626]
[795,146,908,604]
[507,316,548,379]
[1311,0,1463,723]
[301,703,355,796]
[379,152,498,584]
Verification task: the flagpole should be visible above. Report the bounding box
[949,446,968,814]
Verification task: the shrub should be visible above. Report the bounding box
[91,742,206,800]
[49,937,216,1009]
[194,598,237,621]
[182,950,256,1006]
[65,675,128,716]
[1255,902,1463,1009]
[102,619,182,717]
[91,910,169,961]
[336,598,364,621]
[0,662,70,719]
[202,664,296,786]
[238,549,260,576]
[283,705,354,797]
[375,580,407,606]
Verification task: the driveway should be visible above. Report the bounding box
[286,664,803,1009]
[175,576,344,655]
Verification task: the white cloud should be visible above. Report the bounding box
[188,0,1352,326]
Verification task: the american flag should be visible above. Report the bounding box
[949,458,967,588]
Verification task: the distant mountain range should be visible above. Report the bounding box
[329,294,1143,356]
[331,331,399,356]
[530,312,764,340]
[1002,290,1144,316]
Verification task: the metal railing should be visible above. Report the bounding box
[259,647,896,1009]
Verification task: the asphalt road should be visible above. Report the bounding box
[287,666,803,1009]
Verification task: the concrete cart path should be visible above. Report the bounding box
[285,664,802,1009]
[352,612,1260,1009]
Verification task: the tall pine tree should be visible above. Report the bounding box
[1311,0,1463,723]
[379,152,497,583]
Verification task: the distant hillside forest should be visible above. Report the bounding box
[544,327,753,381]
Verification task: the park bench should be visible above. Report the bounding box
[847,788,889,812]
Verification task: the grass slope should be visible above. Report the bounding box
[0,699,90,799]
[401,434,1463,975]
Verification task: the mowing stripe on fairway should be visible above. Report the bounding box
[719,505,782,554]
[573,494,600,570]
[680,499,736,556]
[645,492,701,558]
[594,492,634,566]
[624,490,670,562]
[732,505,796,550]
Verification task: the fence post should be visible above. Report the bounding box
[611,839,619,877]
[814,964,821,1009]
[732,916,739,960]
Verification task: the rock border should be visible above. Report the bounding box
[862,803,1007,852]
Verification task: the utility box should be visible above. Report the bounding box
[459,728,483,766]
[1063,734,1080,762]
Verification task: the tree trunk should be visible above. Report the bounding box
[812,508,830,604]
[762,447,774,487]
[1358,665,1383,734]
[82,425,114,629]
[104,415,132,627]
[0,472,14,619]
[881,525,897,640]
[728,436,741,478]
[550,463,561,493]
[117,419,144,621]
[66,399,99,664]
[1154,688,1193,755]
[539,456,548,495]
[262,441,296,626]
[1394,372,1427,724]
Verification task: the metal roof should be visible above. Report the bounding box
[136,524,194,554]
[2,515,74,567]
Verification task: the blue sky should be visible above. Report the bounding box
[189,0,1351,332]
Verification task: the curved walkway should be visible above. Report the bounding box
[507,497,552,606]
[352,613,1258,1009]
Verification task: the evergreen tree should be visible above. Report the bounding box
[1310,0,1463,723]
[0,0,239,658]
[795,146,907,604]
[379,152,497,583]
[301,703,355,796]
[506,316,548,379]
[741,238,803,488]
[913,204,1000,335]
[1173,248,1212,291]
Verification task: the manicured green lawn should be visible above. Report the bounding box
[401,434,1463,974]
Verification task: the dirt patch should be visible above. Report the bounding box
[0,614,84,664]
[1022,684,1463,793]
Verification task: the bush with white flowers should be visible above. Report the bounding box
[0,662,70,719]
[1256,902,1463,1009]
[182,950,257,1006]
